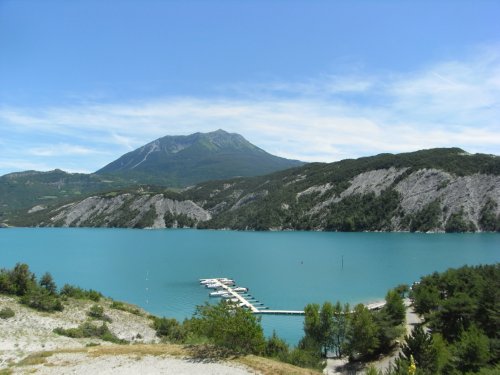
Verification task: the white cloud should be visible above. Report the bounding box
[28,144,105,157]
[0,45,499,175]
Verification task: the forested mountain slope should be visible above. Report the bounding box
[8,148,500,232]
[96,129,304,186]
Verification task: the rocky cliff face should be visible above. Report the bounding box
[26,167,500,232]
[45,194,211,229]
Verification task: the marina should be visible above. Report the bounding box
[200,277,388,316]
[200,278,305,315]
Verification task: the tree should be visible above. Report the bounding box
[302,303,322,352]
[193,301,265,355]
[399,325,438,375]
[453,325,490,373]
[384,289,406,325]
[346,304,379,359]
[319,302,335,356]
[11,263,35,296]
[432,292,476,341]
[40,272,57,295]
[331,302,350,358]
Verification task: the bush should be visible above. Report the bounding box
[20,287,63,312]
[153,317,186,342]
[0,307,15,319]
[265,331,289,358]
[88,304,112,323]
[110,301,143,316]
[60,284,102,301]
[192,301,266,355]
[287,348,324,370]
[54,321,126,344]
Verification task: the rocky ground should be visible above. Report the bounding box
[0,296,319,374]
[0,296,258,374]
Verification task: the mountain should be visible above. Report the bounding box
[0,130,303,220]
[12,148,500,232]
[0,169,130,221]
[95,129,305,186]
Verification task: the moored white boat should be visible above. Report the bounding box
[233,287,248,293]
[209,290,227,297]
[205,283,221,289]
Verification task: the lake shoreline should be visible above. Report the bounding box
[2,228,498,345]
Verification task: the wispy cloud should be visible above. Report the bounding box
[0,45,499,175]
[28,144,105,157]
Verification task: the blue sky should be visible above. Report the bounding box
[1,0,499,175]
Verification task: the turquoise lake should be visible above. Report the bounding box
[1,228,499,344]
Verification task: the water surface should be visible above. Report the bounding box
[1,228,498,344]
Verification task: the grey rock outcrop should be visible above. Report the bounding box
[48,193,210,228]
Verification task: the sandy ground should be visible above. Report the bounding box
[0,296,256,374]
[10,352,254,375]
[324,299,422,375]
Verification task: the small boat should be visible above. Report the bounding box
[205,283,222,289]
[230,298,239,303]
[209,290,227,297]
[200,279,217,285]
[233,287,248,293]
[221,293,233,299]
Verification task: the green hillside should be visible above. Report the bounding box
[8,147,500,232]
[0,170,130,221]
[95,129,304,186]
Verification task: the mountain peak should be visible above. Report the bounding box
[96,130,304,186]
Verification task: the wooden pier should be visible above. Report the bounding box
[200,278,385,316]
[205,279,260,313]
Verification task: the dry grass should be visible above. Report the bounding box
[84,343,187,358]
[237,355,322,375]
[15,351,53,367]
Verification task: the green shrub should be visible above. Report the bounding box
[192,301,266,355]
[153,317,186,342]
[20,287,63,312]
[110,301,143,316]
[60,284,102,301]
[54,321,126,344]
[88,304,112,323]
[265,331,289,358]
[287,348,324,370]
[0,306,15,319]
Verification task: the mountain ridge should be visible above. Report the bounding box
[11,147,500,232]
[95,129,304,186]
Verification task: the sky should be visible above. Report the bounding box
[1,0,499,175]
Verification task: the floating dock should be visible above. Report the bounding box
[200,278,385,316]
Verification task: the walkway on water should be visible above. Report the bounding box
[201,278,386,316]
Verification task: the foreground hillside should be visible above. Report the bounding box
[0,262,319,375]
[8,148,500,232]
